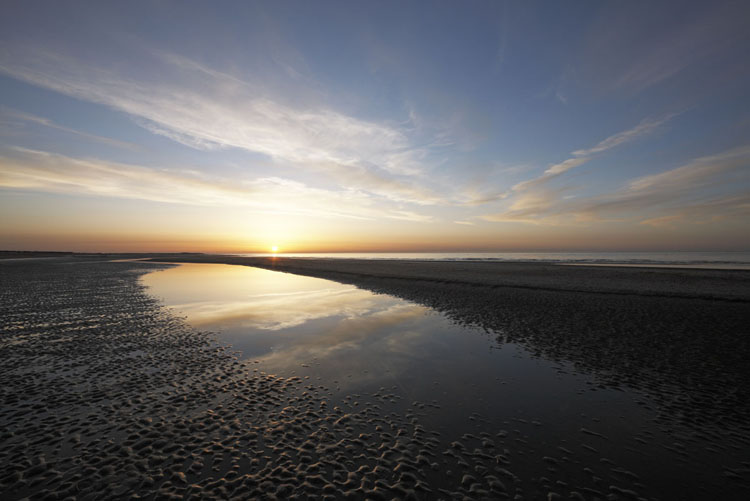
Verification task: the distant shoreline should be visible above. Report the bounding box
[4,250,750,270]
[559,262,750,270]
[234,251,750,269]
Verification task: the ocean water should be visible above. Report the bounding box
[235,251,750,269]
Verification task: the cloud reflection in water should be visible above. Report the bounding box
[143,263,437,389]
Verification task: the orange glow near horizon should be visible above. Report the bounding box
[3,227,749,254]
[1,196,749,255]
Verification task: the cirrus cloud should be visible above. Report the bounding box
[0,47,444,206]
[0,147,435,222]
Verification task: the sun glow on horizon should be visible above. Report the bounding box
[271,245,279,253]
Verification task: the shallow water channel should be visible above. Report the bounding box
[142,262,746,500]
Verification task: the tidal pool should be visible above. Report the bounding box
[142,262,747,500]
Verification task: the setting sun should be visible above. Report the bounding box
[271,245,279,253]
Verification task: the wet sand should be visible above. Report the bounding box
[3,255,750,499]
[0,257,583,500]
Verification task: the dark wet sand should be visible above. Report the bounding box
[3,255,750,500]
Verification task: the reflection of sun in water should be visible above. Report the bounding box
[271,245,279,253]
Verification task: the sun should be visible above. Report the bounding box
[271,245,279,253]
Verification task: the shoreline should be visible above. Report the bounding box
[149,255,750,302]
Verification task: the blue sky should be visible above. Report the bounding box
[1,1,749,252]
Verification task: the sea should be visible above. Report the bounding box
[235,251,750,269]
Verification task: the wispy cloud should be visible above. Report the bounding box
[637,194,750,228]
[0,47,442,206]
[625,146,749,193]
[639,215,684,227]
[443,115,674,213]
[479,145,750,226]
[0,108,139,150]
[511,114,674,193]
[457,187,510,206]
[0,148,434,222]
[511,158,589,193]
[572,115,673,157]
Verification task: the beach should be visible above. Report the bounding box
[2,255,750,499]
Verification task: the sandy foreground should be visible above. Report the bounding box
[2,255,750,499]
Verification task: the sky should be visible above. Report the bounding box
[1,0,749,253]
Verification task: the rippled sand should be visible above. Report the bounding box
[2,256,750,500]
[0,258,545,500]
